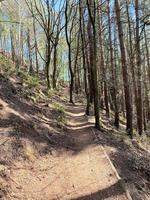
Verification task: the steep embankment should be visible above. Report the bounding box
[0,55,68,199]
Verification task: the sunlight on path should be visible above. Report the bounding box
[10,104,130,200]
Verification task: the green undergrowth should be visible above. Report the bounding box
[47,89,61,98]
[18,70,40,89]
[28,90,46,103]
[17,70,44,103]
[52,102,66,128]
[0,54,63,105]
[0,54,40,89]
[0,54,16,76]
[100,109,150,151]
[135,134,150,151]
[0,54,66,129]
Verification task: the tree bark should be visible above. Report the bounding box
[33,16,39,74]
[27,28,33,74]
[135,0,143,135]
[65,1,74,103]
[115,0,133,137]
[87,0,100,129]
[107,0,119,127]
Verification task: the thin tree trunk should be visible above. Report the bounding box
[65,1,74,103]
[135,0,143,135]
[98,2,110,118]
[52,44,57,89]
[27,28,33,74]
[45,42,51,89]
[33,16,39,74]
[10,29,16,63]
[79,0,90,115]
[74,33,80,94]
[126,0,138,131]
[107,0,119,127]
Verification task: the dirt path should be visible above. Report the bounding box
[6,103,131,200]
[0,67,149,200]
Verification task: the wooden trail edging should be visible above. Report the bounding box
[90,127,133,200]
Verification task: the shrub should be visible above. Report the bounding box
[52,102,65,128]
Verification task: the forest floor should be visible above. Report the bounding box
[0,62,150,199]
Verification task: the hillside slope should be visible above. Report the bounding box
[0,56,68,199]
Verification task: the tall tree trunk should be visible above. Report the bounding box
[79,0,90,115]
[107,0,119,127]
[144,27,150,86]
[52,44,57,89]
[98,1,110,118]
[27,28,33,74]
[143,28,150,121]
[135,0,143,135]
[33,16,39,74]
[87,0,100,129]
[46,41,52,89]
[65,1,74,103]
[115,0,133,137]
[126,0,138,131]
[20,25,24,66]
[74,33,80,94]
[10,29,16,63]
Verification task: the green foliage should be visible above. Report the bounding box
[136,134,148,144]
[17,70,28,80]
[0,54,39,90]
[47,88,61,98]
[25,75,40,89]
[47,89,57,98]
[18,71,40,89]
[0,54,15,75]
[52,102,66,128]
[53,102,64,112]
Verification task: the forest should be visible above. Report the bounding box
[0,0,150,200]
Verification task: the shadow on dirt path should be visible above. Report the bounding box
[56,103,130,200]
[1,102,131,200]
[1,76,148,200]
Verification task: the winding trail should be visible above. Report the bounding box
[58,103,130,200]
[9,103,131,200]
